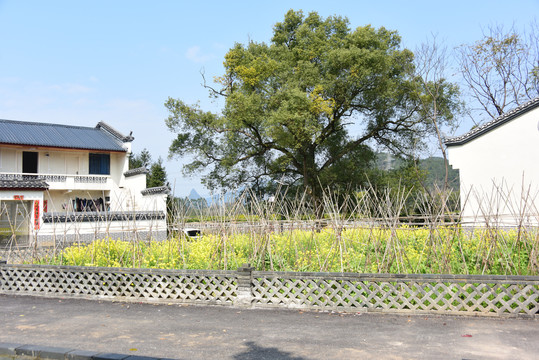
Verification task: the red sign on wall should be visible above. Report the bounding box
[34,200,40,230]
[14,195,24,200]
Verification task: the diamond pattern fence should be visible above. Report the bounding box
[0,263,537,317]
[0,264,237,306]
[251,271,539,317]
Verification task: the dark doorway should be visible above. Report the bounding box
[23,151,38,175]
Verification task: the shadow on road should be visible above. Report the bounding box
[233,341,307,360]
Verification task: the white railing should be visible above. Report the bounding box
[0,172,111,189]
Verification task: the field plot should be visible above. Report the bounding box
[1,187,537,276]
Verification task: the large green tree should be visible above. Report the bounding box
[166,10,452,208]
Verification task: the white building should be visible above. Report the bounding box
[446,97,539,226]
[0,119,168,246]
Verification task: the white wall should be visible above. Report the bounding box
[38,217,167,245]
[448,107,539,225]
[111,173,146,211]
[0,190,44,202]
[141,193,168,213]
[0,146,130,177]
[0,148,18,172]
[40,150,83,175]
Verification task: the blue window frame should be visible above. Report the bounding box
[89,153,110,175]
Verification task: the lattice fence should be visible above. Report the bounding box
[1,264,538,317]
[0,265,237,305]
[252,272,539,317]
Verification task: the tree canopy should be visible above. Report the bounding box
[166,10,460,206]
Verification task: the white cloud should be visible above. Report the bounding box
[185,46,213,63]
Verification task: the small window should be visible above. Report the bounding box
[23,151,38,174]
[89,153,110,175]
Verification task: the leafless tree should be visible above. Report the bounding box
[457,23,539,120]
[414,35,463,191]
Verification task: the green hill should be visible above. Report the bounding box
[375,153,459,191]
[419,157,460,191]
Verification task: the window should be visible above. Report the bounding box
[89,153,110,175]
[23,151,38,174]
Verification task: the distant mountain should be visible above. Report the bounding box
[205,190,239,205]
[188,189,202,200]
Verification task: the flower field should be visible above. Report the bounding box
[43,225,539,275]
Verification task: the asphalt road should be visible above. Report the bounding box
[1,294,538,360]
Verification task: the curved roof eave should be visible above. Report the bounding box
[445,97,539,147]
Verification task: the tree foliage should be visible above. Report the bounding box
[130,149,168,188]
[147,157,168,188]
[166,10,460,206]
[129,148,152,169]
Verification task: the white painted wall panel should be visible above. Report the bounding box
[448,107,539,225]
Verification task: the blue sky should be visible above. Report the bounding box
[1,0,537,197]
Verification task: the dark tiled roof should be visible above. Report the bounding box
[0,179,49,190]
[124,167,149,177]
[0,119,129,152]
[445,97,539,146]
[141,186,170,196]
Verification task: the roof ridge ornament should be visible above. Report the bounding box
[141,185,170,196]
[124,167,149,177]
[96,121,135,142]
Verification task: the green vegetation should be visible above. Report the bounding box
[129,148,168,188]
[147,157,168,188]
[419,157,459,191]
[374,153,460,191]
[42,226,538,276]
[165,10,461,208]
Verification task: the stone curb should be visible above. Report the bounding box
[0,343,175,360]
